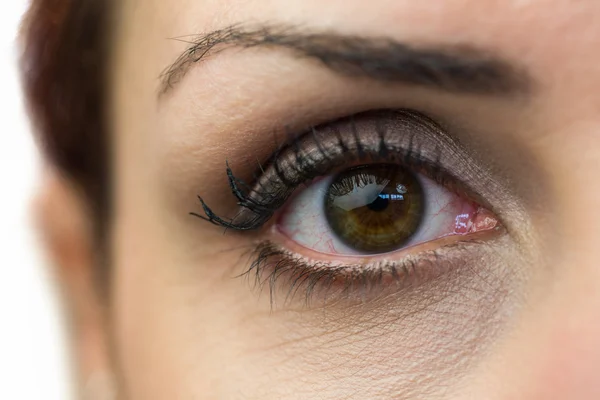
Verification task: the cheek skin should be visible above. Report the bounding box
[456,285,600,400]
[232,241,521,400]
[113,227,523,399]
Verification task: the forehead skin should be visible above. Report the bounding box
[110,1,600,399]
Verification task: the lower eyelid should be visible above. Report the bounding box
[243,231,506,306]
[271,218,504,266]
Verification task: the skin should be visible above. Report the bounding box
[39,0,600,399]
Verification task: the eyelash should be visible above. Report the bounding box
[193,110,471,229]
[237,239,487,307]
[193,109,501,305]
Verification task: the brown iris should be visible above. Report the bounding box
[324,164,424,253]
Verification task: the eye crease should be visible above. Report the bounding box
[192,109,504,301]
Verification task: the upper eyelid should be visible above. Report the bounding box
[257,109,492,202]
[192,109,502,231]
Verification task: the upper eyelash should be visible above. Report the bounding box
[191,109,467,231]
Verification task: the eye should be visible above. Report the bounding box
[277,163,498,257]
[193,109,506,301]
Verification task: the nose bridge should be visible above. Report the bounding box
[535,138,600,398]
[498,119,600,399]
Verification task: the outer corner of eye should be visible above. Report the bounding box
[275,163,501,258]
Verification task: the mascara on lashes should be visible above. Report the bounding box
[192,109,486,231]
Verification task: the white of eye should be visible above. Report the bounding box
[277,171,477,256]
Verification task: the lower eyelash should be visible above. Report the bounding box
[238,238,488,308]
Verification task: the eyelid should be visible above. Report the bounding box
[193,109,501,232]
[242,230,504,306]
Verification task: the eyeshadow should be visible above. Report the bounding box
[192,109,506,232]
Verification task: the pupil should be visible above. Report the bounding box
[324,164,424,253]
[367,195,389,212]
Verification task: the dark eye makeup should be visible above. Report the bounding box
[192,109,507,304]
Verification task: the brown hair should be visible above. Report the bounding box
[20,0,111,232]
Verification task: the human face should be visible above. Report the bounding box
[108,1,600,398]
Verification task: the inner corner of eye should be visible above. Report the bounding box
[273,163,500,258]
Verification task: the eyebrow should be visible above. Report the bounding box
[159,24,532,97]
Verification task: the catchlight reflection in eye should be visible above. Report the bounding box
[277,163,499,256]
[324,164,424,253]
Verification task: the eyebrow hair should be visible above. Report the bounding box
[159,24,532,97]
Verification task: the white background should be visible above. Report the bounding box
[0,1,72,399]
